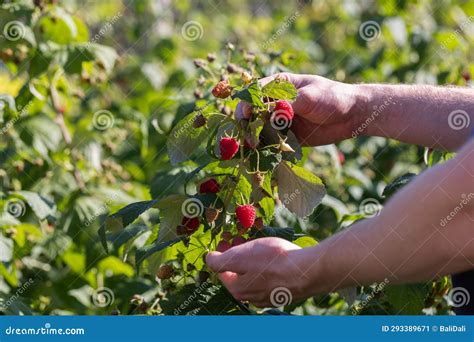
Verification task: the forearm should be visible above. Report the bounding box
[298,140,474,294]
[354,84,474,150]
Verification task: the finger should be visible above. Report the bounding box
[235,101,252,120]
[206,250,248,274]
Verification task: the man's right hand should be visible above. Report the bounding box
[235,73,367,146]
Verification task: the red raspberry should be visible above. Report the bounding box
[216,240,232,253]
[199,179,220,193]
[219,137,239,160]
[273,100,294,121]
[231,236,247,247]
[182,216,200,234]
[235,204,256,229]
[212,80,232,98]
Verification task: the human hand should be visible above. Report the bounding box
[235,73,366,146]
[206,237,313,307]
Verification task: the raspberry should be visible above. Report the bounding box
[205,207,221,224]
[221,231,233,241]
[273,100,294,121]
[199,179,220,193]
[254,217,264,230]
[181,216,200,234]
[219,137,239,160]
[235,204,256,229]
[212,80,232,98]
[232,236,247,247]
[157,264,173,279]
[193,113,207,128]
[216,240,232,253]
[198,270,210,284]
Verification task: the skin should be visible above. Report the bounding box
[207,73,474,307]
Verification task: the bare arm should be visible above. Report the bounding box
[357,84,474,150]
[207,139,474,306]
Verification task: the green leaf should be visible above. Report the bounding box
[35,8,78,45]
[274,162,326,217]
[382,173,416,198]
[135,236,185,269]
[167,112,223,165]
[10,191,56,221]
[262,79,297,101]
[106,200,158,233]
[64,43,118,74]
[232,82,264,108]
[248,149,282,173]
[293,236,318,248]
[156,194,187,242]
[98,256,134,277]
[385,283,428,315]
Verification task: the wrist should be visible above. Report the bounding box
[350,84,384,137]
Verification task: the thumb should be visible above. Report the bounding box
[206,250,247,274]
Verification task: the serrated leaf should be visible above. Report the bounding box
[106,199,157,233]
[262,79,297,101]
[64,43,118,74]
[274,162,326,217]
[232,82,264,108]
